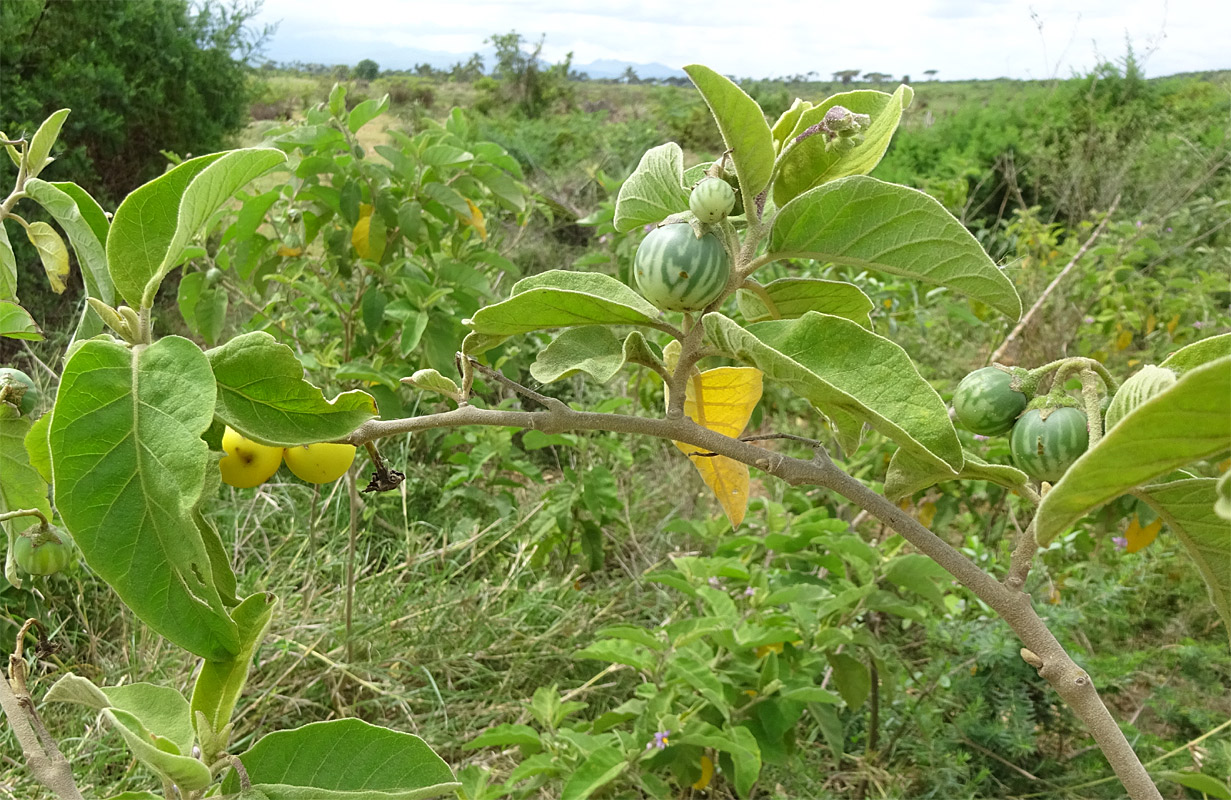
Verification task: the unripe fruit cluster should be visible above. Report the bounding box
[953,366,1091,484]
[219,426,356,488]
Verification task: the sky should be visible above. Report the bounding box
[251,0,1229,81]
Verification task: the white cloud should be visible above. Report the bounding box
[253,0,1228,79]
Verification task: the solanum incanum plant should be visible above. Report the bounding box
[1,65,1228,800]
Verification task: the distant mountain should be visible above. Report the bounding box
[259,29,686,81]
[572,60,686,80]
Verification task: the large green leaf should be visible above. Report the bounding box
[737,277,873,328]
[1158,770,1231,799]
[560,745,629,800]
[0,220,17,301]
[1135,479,1231,643]
[884,448,1029,500]
[26,108,70,179]
[677,723,762,799]
[1034,357,1231,544]
[49,336,239,659]
[704,312,963,473]
[768,176,1022,319]
[0,300,41,340]
[684,65,775,203]
[44,673,210,790]
[1,406,51,587]
[773,86,913,205]
[1161,332,1231,373]
[466,270,668,336]
[191,592,277,743]
[613,142,689,233]
[207,332,377,446]
[220,719,458,800]
[108,149,285,308]
[530,327,661,384]
[24,179,115,340]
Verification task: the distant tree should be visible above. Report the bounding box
[864,71,890,84]
[0,0,271,203]
[355,58,379,80]
[621,66,640,85]
[331,64,350,81]
[449,53,484,82]
[485,30,574,117]
[833,69,860,85]
[902,74,911,84]
[924,69,939,80]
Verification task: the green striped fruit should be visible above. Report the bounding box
[690,177,736,223]
[634,223,731,312]
[13,527,74,576]
[1104,365,1176,430]
[0,367,39,416]
[1010,406,1089,483]
[953,367,1027,435]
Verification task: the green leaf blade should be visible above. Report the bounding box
[49,337,239,659]
[191,592,278,738]
[737,277,873,327]
[768,176,1022,319]
[704,312,963,473]
[613,142,689,233]
[684,65,775,204]
[208,331,377,446]
[530,326,627,384]
[1034,357,1231,544]
[466,270,664,336]
[0,300,42,340]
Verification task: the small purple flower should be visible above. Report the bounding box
[1083,316,1095,324]
[973,434,990,442]
[1193,321,1206,329]
[599,233,612,244]
[1135,220,1143,229]
[643,223,655,233]
[1165,227,1173,232]
[707,576,723,589]
[743,586,756,597]
[1112,536,1127,551]
[646,730,671,750]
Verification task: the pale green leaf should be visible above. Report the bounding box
[1158,770,1231,799]
[1,406,50,588]
[26,108,70,179]
[107,149,285,308]
[0,300,42,340]
[49,336,240,659]
[208,331,377,446]
[885,553,952,610]
[1161,332,1231,373]
[774,86,912,205]
[107,708,212,790]
[220,719,458,800]
[348,94,390,134]
[1217,471,1231,522]
[768,176,1022,319]
[24,411,52,483]
[191,592,278,738]
[684,65,775,204]
[401,369,461,399]
[677,723,762,799]
[884,448,1028,500]
[0,221,16,301]
[531,326,626,384]
[1135,479,1231,644]
[594,624,666,652]
[574,639,655,674]
[737,277,873,327]
[770,98,811,150]
[669,655,729,720]
[704,312,963,473]
[466,270,666,335]
[1034,357,1231,544]
[25,221,70,293]
[613,142,689,233]
[827,653,870,709]
[462,723,542,751]
[560,745,628,800]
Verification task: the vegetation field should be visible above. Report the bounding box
[1,7,1229,800]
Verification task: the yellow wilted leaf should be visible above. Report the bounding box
[1124,514,1162,554]
[351,215,372,259]
[755,642,784,658]
[692,755,714,790]
[276,245,303,257]
[26,221,69,294]
[917,501,937,528]
[459,198,487,241]
[672,366,763,528]
[1145,313,1157,334]
[1115,328,1133,350]
[1166,314,1180,335]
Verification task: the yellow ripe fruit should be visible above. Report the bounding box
[219,426,283,488]
[283,442,356,484]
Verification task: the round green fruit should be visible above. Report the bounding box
[0,367,39,416]
[689,177,736,223]
[13,527,74,576]
[633,223,731,312]
[1010,406,1089,483]
[204,267,223,286]
[953,367,1027,435]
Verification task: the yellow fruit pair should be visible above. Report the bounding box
[218,426,356,488]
